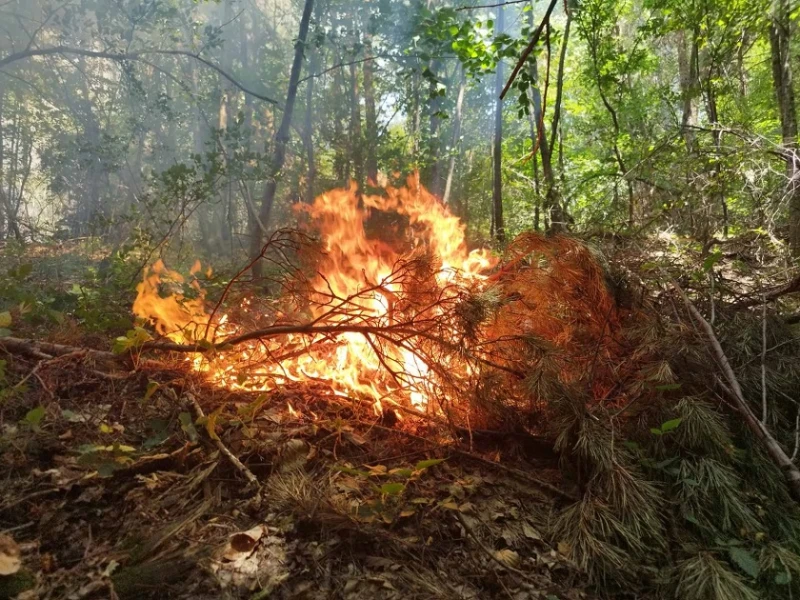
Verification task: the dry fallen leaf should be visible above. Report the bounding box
[0,534,22,576]
[522,521,542,540]
[494,548,520,568]
[223,525,264,561]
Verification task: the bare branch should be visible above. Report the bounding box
[500,0,559,100]
[0,46,281,106]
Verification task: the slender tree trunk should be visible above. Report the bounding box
[769,0,799,253]
[333,49,349,184]
[0,89,6,240]
[363,34,379,185]
[548,13,571,229]
[677,30,700,153]
[220,0,235,247]
[492,3,505,243]
[250,0,315,277]
[303,48,320,204]
[427,59,444,195]
[586,23,633,227]
[443,67,466,206]
[349,54,364,190]
[705,79,728,237]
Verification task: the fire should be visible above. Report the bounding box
[133,175,496,411]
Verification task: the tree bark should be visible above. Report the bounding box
[548,13,571,229]
[303,46,321,204]
[492,3,505,243]
[704,76,728,237]
[443,67,466,206]
[427,59,444,196]
[769,0,799,254]
[676,30,699,153]
[250,0,315,278]
[349,54,364,191]
[363,33,379,185]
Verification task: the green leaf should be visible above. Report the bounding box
[143,381,159,402]
[728,547,760,579]
[660,418,683,432]
[415,458,445,471]
[388,468,414,478]
[448,25,459,36]
[334,465,370,478]
[650,427,663,436]
[380,482,405,496]
[702,250,723,272]
[23,406,46,428]
[179,412,198,442]
[0,311,12,328]
[775,571,792,585]
[206,405,223,440]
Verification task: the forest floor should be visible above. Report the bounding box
[0,354,586,600]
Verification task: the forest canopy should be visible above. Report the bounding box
[0,0,796,255]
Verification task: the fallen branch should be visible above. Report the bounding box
[0,337,138,382]
[184,392,260,490]
[733,273,800,308]
[673,282,800,502]
[0,336,119,361]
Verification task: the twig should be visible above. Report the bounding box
[455,512,555,590]
[0,47,281,106]
[185,392,260,489]
[457,0,528,10]
[673,281,800,501]
[453,449,575,501]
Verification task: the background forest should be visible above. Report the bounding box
[2,1,800,599]
[0,0,797,258]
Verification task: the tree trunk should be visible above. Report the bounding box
[363,34,379,185]
[303,47,320,204]
[704,78,728,237]
[443,67,466,206]
[548,13,571,229]
[492,3,505,243]
[769,0,799,254]
[676,30,700,153]
[250,0,315,278]
[349,54,364,191]
[427,59,444,196]
[333,49,350,185]
[220,0,236,247]
[0,88,6,240]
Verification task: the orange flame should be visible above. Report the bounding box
[133,175,496,410]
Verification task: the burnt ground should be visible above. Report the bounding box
[0,354,589,600]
